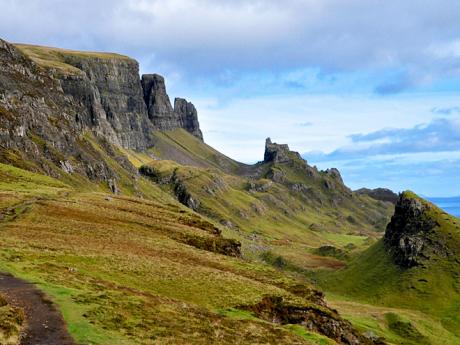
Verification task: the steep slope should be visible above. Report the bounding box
[0,162,381,345]
[1,39,206,193]
[318,192,460,344]
[138,133,393,270]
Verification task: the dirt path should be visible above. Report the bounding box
[0,272,75,345]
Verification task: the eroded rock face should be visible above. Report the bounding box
[174,98,203,140]
[242,295,383,345]
[0,38,135,184]
[140,75,203,140]
[384,193,447,268]
[264,138,301,163]
[61,57,154,150]
[141,74,175,127]
[0,38,205,183]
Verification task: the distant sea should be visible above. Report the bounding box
[428,197,460,218]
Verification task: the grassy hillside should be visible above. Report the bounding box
[148,129,244,174]
[15,44,132,75]
[316,192,460,344]
[135,130,393,271]
[1,162,373,345]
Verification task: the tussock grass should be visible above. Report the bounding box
[0,165,318,344]
[15,44,132,75]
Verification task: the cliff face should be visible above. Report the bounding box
[11,41,203,149]
[0,39,136,182]
[384,192,452,268]
[61,56,154,150]
[0,38,203,183]
[174,98,203,140]
[141,74,203,140]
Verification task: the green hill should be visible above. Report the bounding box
[317,192,460,345]
[137,130,393,269]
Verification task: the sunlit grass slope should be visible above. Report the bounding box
[0,162,337,345]
[316,193,460,345]
[15,44,132,75]
[137,131,393,271]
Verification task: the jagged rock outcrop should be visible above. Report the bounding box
[174,98,203,140]
[242,295,384,345]
[262,138,352,197]
[141,74,175,127]
[140,74,203,140]
[264,138,301,163]
[384,192,449,268]
[356,188,398,204]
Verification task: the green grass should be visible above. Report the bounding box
[315,192,460,344]
[15,44,132,75]
[0,294,24,345]
[0,166,321,344]
[285,325,336,345]
[149,129,242,173]
[139,148,392,274]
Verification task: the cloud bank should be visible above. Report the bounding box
[306,118,460,161]
[2,0,460,89]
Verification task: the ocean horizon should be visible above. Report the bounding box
[429,197,460,218]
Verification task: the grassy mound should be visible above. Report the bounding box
[316,192,460,344]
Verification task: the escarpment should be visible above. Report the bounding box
[0,39,203,184]
[9,41,203,150]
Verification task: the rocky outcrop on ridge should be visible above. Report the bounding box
[242,295,385,345]
[140,74,203,140]
[384,192,450,268]
[174,98,203,140]
[264,137,302,163]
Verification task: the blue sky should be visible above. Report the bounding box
[1,0,460,196]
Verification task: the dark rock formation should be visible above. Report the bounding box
[141,74,175,127]
[264,138,301,163]
[0,38,135,184]
[242,295,383,345]
[0,38,204,183]
[140,74,203,140]
[325,168,344,185]
[61,56,154,150]
[384,192,448,268]
[174,98,203,140]
[356,188,399,204]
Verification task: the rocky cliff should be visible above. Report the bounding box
[0,39,204,183]
[13,42,203,149]
[61,54,155,150]
[141,74,203,140]
[384,191,453,268]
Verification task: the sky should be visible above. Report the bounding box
[1,0,460,196]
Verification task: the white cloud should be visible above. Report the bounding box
[3,0,460,85]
